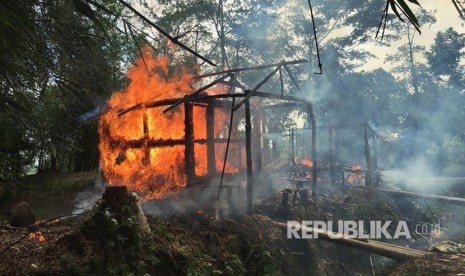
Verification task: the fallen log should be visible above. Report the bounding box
[272,221,430,261]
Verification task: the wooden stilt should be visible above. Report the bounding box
[206,104,216,176]
[306,103,318,198]
[245,100,254,214]
[329,125,336,184]
[252,107,263,175]
[364,122,373,188]
[184,103,195,187]
[290,129,295,165]
[142,108,150,165]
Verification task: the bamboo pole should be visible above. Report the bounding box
[374,187,465,205]
[272,221,429,261]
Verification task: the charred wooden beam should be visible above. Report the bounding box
[206,104,216,176]
[118,89,308,118]
[195,59,308,79]
[233,65,283,111]
[263,102,305,109]
[118,98,180,117]
[112,138,245,149]
[184,102,195,187]
[245,100,253,214]
[163,74,232,113]
[253,91,307,103]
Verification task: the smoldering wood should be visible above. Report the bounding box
[245,100,253,214]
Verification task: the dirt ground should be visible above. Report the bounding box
[1,172,465,275]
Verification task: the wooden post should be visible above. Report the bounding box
[306,103,318,198]
[364,122,373,188]
[206,104,216,176]
[184,102,195,187]
[372,135,379,187]
[290,129,295,165]
[329,125,335,184]
[252,107,263,174]
[142,108,150,165]
[373,136,379,170]
[245,100,254,214]
[227,187,235,209]
[237,141,242,172]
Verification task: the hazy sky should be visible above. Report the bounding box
[361,0,465,71]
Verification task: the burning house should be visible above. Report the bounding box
[98,47,318,213]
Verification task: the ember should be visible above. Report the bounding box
[28,231,46,243]
[347,164,364,184]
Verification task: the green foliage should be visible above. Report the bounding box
[426,27,465,87]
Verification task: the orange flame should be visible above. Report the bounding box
[301,158,313,168]
[99,46,238,199]
[28,231,46,243]
[347,164,364,184]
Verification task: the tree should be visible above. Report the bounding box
[426,27,465,89]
